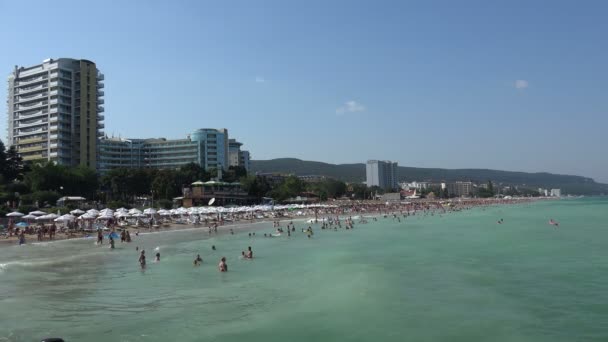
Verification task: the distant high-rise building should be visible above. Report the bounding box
[7,58,104,168]
[366,160,398,189]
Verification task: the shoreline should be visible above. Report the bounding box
[0,198,542,248]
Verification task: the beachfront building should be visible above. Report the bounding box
[98,128,248,173]
[366,160,398,190]
[400,181,432,190]
[228,139,251,172]
[447,181,474,197]
[190,128,229,170]
[7,58,104,167]
[550,189,561,197]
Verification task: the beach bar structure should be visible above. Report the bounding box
[179,181,254,207]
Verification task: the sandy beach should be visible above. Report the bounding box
[0,197,541,247]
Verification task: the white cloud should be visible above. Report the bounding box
[514,80,529,89]
[336,100,365,115]
[255,76,265,83]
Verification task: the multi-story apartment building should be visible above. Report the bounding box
[228,138,251,172]
[7,58,104,168]
[447,181,474,197]
[366,160,398,189]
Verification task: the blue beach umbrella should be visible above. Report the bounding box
[15,222,29,227]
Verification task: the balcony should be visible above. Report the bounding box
[18,101,48,111]
[97,73,104,81]
[19,127,48,135]
[97,82,104,89]
[18,144,47,153]
[98,123,105,129]
[50,134,58,140]
[23,153,46,161]
[16,91,48,103]
[16,119,48,128]
[18,108,48,117]
[18,136,46,144]
[97,106,104,113]
[17,74,48,86]
[16,83,47,95]
[98,90,104,96]
[98,114,105,121]
[98,98,104,105]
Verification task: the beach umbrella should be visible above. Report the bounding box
[70,209,85,215]
[6,211,24,217]
[29,210,47,216]
[129,208,142,214]
[87,209,100,216]
[191,180,204,186]
[15,221,29,227]
[208,198,216,205]
[79,213,96,220]
[143,208,157,215]
[115,212,130,218]
[132,213,146,218]
[22,214,37,220]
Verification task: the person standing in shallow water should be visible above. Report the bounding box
[218,257,228,272]
[139,250,146,269]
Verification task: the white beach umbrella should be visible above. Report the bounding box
[115,212,130,218]
[129,208,142,214]
[29,210,47,216]
[143,208,157,215]
[70,209,85,215]
[6,211,24,217]
[79,213,96,220]
[132,213,146,218]
[87,209,100,215]
[37,213,59,221]
[22,214,37,220]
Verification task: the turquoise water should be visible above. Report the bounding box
[1,198,608,341]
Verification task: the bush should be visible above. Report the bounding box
[107,200,128,209]
[19,194,34,206]
[157,199,173,209]
[0,205,10,217]
[31,191,61,207]
[18,205,37,215]
[5,182,30,196]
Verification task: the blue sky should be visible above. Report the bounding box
[1,0,607,182]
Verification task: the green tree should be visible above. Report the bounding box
[0,140,7,182]
[240,175,271,200]
[5,146,24,181]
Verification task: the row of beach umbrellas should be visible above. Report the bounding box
[5,203,337,221]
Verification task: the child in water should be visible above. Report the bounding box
[155,252,160,262]
[218,257,228,272]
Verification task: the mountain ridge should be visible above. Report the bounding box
[250,158,607,195]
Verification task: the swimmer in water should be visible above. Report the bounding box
[218,257,228,272]
[109,236,115,249]
[212,245,216,251]
[241,251,246,258]
[155,252,160,262]
[246,246,253,259]
[194,254,203,266]
[138,250,146,269]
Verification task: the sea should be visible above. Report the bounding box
[0,198,607,342]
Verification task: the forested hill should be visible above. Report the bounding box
[250,158,608,195]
